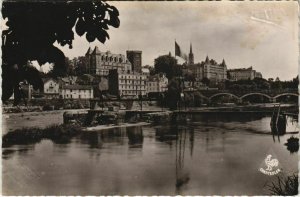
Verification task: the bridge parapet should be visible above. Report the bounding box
[199,89,298,98]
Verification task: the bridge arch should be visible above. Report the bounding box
[274,93,298,99]
[240,93,271,100]
[209,93,239,101]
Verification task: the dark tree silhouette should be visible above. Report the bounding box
[2,1,120,104]
[154,55,181,79]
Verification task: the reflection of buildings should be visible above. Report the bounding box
[154,126,194,193]
[175,128,192,193]
[127,126,144,148]
[80,127,144,149]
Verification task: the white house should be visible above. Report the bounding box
[42,78,60,99]
[60,85,94,99]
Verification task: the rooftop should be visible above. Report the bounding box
[62,85,93,90]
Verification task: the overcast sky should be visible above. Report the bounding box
[55,1,298,80]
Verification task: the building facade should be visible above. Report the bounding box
[60,85,94,99]
[227,66,262,81]
[108,69,147,97]
[86,47,132,76]
[42,78,60,99]
[126,50,142,73]
[147,74,168,94]
[191,56,227,82]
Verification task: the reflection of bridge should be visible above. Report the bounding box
[189,89,298,103]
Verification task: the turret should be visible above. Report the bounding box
[221,59,227,67]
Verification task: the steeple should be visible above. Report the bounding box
[221,59,226,67]
[92,46,101,54]
[85,47,92,56]
[205,55,210,63]
[188,42,194,65]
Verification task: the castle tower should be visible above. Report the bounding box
[188,43,194,65]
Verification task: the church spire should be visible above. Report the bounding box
[221,58,227,67]
[205,55,209,63]
[188,42,194,65]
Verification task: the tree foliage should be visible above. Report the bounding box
[2,1,120,104]
[166,79,181,110]
[154,55,182,79]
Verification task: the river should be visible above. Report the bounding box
[2,113,298,195]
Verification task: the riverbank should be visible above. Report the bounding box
[2,103,297,135]
[82,122,151,131]
[3,113,298,195]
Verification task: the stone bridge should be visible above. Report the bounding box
[186,89,298,103]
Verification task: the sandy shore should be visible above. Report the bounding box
[82,122,151,131]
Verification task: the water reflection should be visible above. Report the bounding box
[79,126,144,149]
[175,128,190,193]
[127,127,143,148]
[2,113,299,195]
[154,126,195,193]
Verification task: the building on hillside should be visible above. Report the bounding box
[59,76,78,86]
[42,78,60,99]
[147,74,168,94]
[86,47,132,76]
[191,56,227,83]
[60,85,94,99]
[227,66,262,81]
[126,50,142,73]
[255,71,262,79]
[108,69,147,97]
[141,68,150,76]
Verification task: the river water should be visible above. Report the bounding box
[2,113,298,195]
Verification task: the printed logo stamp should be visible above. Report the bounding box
[259,154,281,176]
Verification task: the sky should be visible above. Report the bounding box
[52,1,298,80]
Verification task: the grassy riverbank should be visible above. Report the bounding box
[2,124,82,148]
